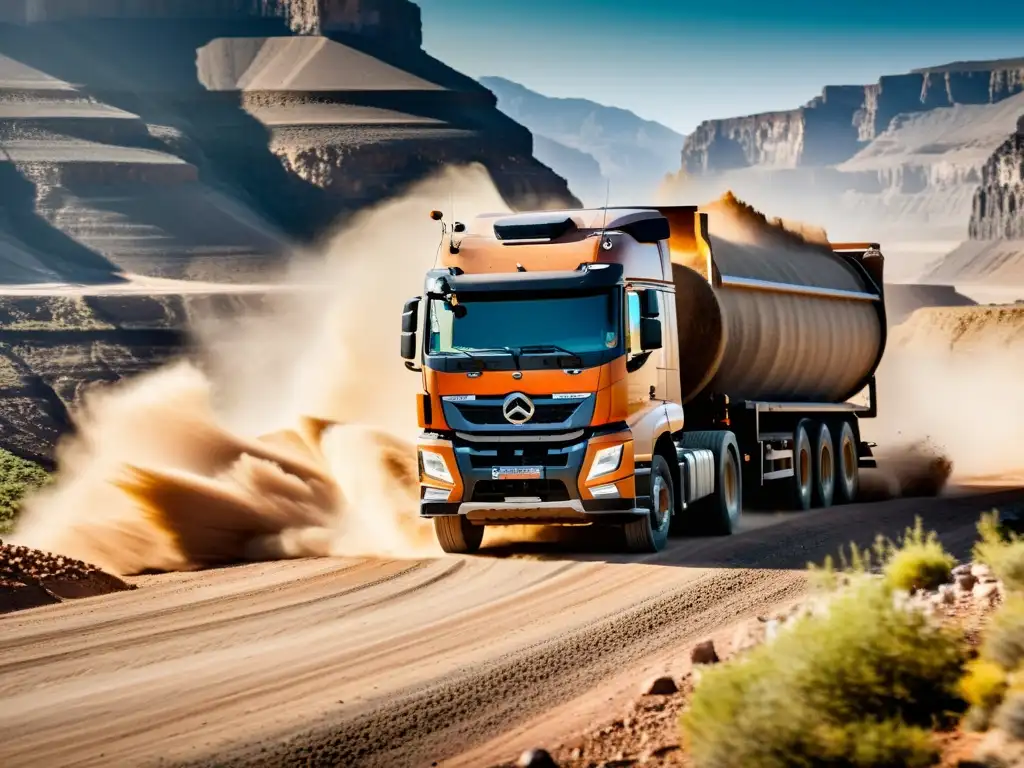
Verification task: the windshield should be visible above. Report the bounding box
[427,290,619,358]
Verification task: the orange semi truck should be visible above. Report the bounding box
[401,205,886,554]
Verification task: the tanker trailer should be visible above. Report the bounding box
[663,195,885,511]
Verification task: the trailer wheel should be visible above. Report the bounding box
[679,430,742,535]
[812,421,835,509]
[433,515,484,554]
[833,419,859,505]
[624,455,672,553]
[787,419,813,511]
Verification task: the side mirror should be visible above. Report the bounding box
[638,288,660,318]
[639,317,662,351]
[401,296,421,362]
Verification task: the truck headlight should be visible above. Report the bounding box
[420,450,454,484]
[587,444,623,481]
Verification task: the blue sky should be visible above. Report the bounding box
[416,0,1024,135]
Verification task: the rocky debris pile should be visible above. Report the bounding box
[0,539,133,613]
[901,562,1003,623]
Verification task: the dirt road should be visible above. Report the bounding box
[1,487,1022,768]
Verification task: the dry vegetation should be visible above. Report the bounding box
[682,519,967,768]
[509,515,1024,768]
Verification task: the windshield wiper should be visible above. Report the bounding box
[446,346,518,369]
[451,346,516,357]
[518,344,584,365]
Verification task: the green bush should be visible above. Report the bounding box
[881,517,956,593]
[0,448,50,533]
[681,579,966,768]
[982,596,1024,671]
[974,511,1024,593]
[959,659,1009,731]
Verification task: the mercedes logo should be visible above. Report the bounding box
[502,392,535,425]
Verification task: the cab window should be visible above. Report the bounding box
[625,290,642,356]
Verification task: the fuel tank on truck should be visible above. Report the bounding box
[661,193,886,404]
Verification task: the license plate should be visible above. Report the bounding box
[492,466,545,481]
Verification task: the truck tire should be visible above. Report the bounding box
[812,421,835,509]
[833,419,859,505]
[433,515,484,554]
[679,430,742,536]
[624,454,672,553]
[787,419,814,511]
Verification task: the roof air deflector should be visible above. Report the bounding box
[493,213,578,243]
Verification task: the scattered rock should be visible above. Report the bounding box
[691,639,719,665]
[517,748,558,768]
[974,582,1000,602]
[972,564,995,581]
[641,675,678,696]
[937,584,957,605]
[958,573,979,593]
[953,563,974,578]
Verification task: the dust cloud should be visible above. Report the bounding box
[11,164,514,575]
[863,308,1024,493]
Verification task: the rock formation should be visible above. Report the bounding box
[0,2,579,461]
[667,59,1024,252]
[970,116,1024,240]
[924,116,1024,285]
[681,62,1024,172]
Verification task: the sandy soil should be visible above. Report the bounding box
[0,486,1020,768]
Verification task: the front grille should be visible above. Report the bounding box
[471,479,570,503]
[453,401,580,425]
[468,452,571,469]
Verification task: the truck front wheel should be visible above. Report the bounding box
[623,455,672,553]
[433,515,484,554]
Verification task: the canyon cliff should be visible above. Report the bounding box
[681,61,1024,172]
[925,115,1024,284]
[666,58,1024,274]
[970,115,1024,240]
[0,1,578,460]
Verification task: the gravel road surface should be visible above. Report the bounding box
[1,486,1021,768]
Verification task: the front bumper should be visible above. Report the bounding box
[420,498,645,525]
[418,429,645,525]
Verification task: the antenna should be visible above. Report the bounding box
[598,179,612,251]
[430,209,446,269]
[448,185,456,253]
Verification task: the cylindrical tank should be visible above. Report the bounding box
[663,197,886,404]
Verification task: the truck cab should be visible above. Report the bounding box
[400,208,737,554]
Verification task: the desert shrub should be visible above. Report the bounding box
[0,448,49,533]
[681,579,966,768]
[983,596,1024,671]
[881,517,956,592]
[814,720,940,768]
[996,693,1024,741]
[960,659,1009,730]
[975,511,1024,593]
